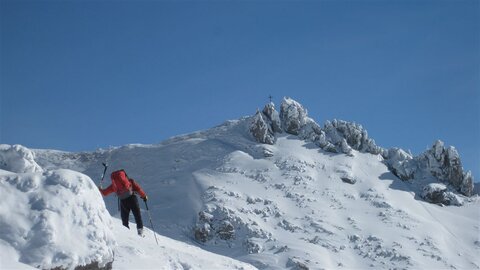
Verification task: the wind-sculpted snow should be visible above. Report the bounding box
[0,144,43,173]
[0,167,116,269]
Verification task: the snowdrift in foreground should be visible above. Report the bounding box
[0,168,116,270]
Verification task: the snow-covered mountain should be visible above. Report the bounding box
[1,97,478,269]
[0,145,256,270]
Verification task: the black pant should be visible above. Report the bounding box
[120,195,143,229]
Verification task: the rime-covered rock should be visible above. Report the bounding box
[323,119,383,155]
[217,220,235,240]
[262,102,282,133]
[0,144,43,173]
[250,110,275,145]
[384,141,475,197]
[461,171,474,197]
[416,140,474,196]
[280,97,309,135]
[194,211,215,242]
[384,148,415,181]
[421,183,463,206]
[248,98,475,198]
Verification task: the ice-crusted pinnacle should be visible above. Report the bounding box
[0,144,43,173]
[297,120,322,142]
[250,110,276,145]
[388,140,475,196]
[461,171,474,196]
[433,140,445,161]
[280,97,309,135]
[262,102,282,133]
[251,98,384,156]
[323,119,383,155]
[340,138,353,155]
[419,141,474,196]
[0,169,116,269]
[384,148,415,180]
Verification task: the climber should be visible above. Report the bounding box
[99,169,148,236]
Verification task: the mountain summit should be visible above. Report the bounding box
[1,97,478,269]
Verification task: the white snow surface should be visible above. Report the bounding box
[2,115,480,269]
[0,153,256,269]
[0,168,115,269]
[114,221,256,270]
[0,144,43,173]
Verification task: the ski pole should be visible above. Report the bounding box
[100,162,108,188]
[144,201,159,245]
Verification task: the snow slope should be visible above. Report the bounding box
[0,146,256,270]
[30,112,479,269]
[3,98,478,269]
[114,221,256,270]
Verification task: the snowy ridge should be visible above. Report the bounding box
[250,97,474,196]
[1,97,479,269]
[0,145,256,270]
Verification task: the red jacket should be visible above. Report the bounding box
[100,173,146,199]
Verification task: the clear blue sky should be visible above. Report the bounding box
[1,1,479,180]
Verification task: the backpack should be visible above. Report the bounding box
[111,169,133,199]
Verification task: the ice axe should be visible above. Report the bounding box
[100,162,108,188]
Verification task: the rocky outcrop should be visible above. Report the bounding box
[401,140,474,196]
[250,98,384,156]
[248,98,475,198]
[250,110,275,145]
[262,102,282,133]
[421,183,463,206]
[384,148,415,181]
[194,210,236,243]
[194,211,215,242]
[416,140,473,196]
[280,97,309,135]
[322,120,383,155]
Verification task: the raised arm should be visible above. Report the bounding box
[99,183,116,196]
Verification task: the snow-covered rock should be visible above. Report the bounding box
[421,183,463,206]
[322,119,383,155]
[262,102,282,133]
[4,100,478,270]
[392,140,475,196]
[0,169,115,269]
[250,110,275,145]
[0,144,43,173]
[280,97,309,135]
[251,98,474,200]
[384,148,415,180]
